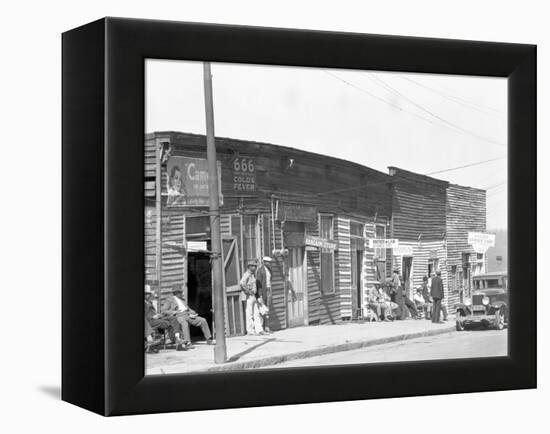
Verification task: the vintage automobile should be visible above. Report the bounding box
[455,271,508,331]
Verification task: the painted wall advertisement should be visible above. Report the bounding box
[166,157,223,207]
[232,156,256,192]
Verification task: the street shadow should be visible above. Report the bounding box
[227,338,276,362]
[37,385,61,400]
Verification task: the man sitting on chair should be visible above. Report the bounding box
[163,284,214,345]
[144,285,189,351]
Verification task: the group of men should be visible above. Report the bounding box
[414,273,448,323]
[144,284,214,354]
[367,269,447,323]
[145,257,448,352]
[239,256,273,335]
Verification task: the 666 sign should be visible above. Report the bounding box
[232,156,256,192]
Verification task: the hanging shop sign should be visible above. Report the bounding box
[305,235,338,250]
[393,245,414,256]
[186,241,209,252]
[232,156,256,192]
[276,201,317,223]
[368,238,399,249]
[468,232,496,253]
[166,156,223,207]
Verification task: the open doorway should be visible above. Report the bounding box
[402,256,413,297]
[187,251,213,339]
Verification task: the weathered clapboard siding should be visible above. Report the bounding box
[268,220,287,331]
[390,167,449,241]
[146,131,393,219]
[363,222,378,310]
[446,184,487,310]
[304,221,321,324]
[391,240,449,310]
[220,214,231,236]
[335,217,352,319]
[144,206,186,303]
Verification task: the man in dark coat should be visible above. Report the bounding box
[256,256,274,333]
[430,271,445,323]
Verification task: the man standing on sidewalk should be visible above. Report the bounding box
[240,260,263,335]
[256,256,274,333]
[430,270,445,323]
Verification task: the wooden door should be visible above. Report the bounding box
[287,247,306,327]
[221,236,245,336]
[402,257,413,296]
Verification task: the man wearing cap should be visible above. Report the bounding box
[144,285,187,351]
[163,284,214,345]
[430,270,445,324]
[240,260,263,335]
[256,256,274,333]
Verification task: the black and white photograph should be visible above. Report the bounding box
[144,60,508,376]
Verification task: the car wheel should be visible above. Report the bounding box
[456,310,466,331]
[495,309,505,330]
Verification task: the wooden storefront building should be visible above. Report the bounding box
[145,131,393,335]
[145,131,488,334]
[388,168,488,314]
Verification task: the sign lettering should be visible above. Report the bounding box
[276,201,317,223]
[468,232,496,253]
[232,156,256,192]
[305,235,337,250]
[368,239,399,249]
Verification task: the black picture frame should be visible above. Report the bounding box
[62,17,536,416]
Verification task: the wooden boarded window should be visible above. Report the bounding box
[374,224,386,259]
[262,215,272,258]
[242,215,258,267]
[350,222,364,237]
[319,214,335,294]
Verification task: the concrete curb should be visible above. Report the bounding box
[205,324,456,372]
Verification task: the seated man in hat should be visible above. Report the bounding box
[163,284,214,345]
[144,285,189,351]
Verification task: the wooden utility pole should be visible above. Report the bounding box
[203,62,227,363]
[155,139,163,312]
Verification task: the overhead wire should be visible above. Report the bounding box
[399,76,505,117]
[366,73,506,148]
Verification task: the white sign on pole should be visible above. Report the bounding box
[467,232,496,253]
[368,239,399,249]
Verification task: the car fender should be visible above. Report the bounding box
[455,303,471,317]
[488,302,507,315]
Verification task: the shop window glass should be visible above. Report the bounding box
[242,215,258,269]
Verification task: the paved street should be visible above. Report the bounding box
[263,329,508,369]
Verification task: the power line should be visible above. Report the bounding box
[323,70,469,133]
[325,70,506,148]
[399,76,505,117]
[425,157,505,176]
[367,74,506,147]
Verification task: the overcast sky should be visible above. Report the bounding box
[145,60,507,230]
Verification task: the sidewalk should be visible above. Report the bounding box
[146,318,456,375]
